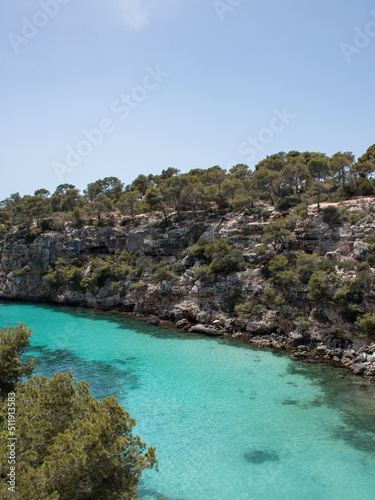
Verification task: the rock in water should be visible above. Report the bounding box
[244,449,280,464]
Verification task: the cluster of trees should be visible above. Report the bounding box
[0,324,157,499]
[1,145,375,234]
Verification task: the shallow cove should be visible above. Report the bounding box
[2,300,375,500]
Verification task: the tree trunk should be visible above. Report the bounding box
[267,186,274,205]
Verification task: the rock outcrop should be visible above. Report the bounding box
[1,198,375,376]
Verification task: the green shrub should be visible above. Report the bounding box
[42,272,58,285]
[285,214,300,231]
[296,253,325,284]
[261,219,290,250]
[62,266,84,287]
[253,244,266,256]
[262,287,285,306]
[232,195,253,211]
[262,287,276,304]
[172,261,185,276]
[118,249,140,265]
[120,217,132,226]
[51,220,65,232]
[114,262,133,280]
[358,261,371,272]
[188,240,208,262]
[355,313,375,338]
[273,269,300,289]
[193,265,215,286]
[205,239,245,273]
[187,238,245,275]
[15,265,32,276]
[307,270,339,306]
[90,257,114,287]
[333,286,350,306]
[358,178,374,196]
[150,261,175,284]
[131,281,147,289]
[350,209,366,225]
[367,253,375,267]
[338,259,357,271]
[108,282,125,295]
[95,219,109,228]
[144,221,159,230]
[322,206,340,225]
[80,277,93,290]
[295,316,312,328]
[260,209,271,221]
[25,227,42,243]
[137,256,156,278]
[275,196,300,211]
[268,255,288,276]
[338,205,350,222]
[234,302,262,319]
[293,203,308,219]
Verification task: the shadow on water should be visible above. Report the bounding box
[281,398,323,408]
[25,344,140,401]
[285,360,375,455]
[138,485,185,500]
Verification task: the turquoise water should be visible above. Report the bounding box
[2,301,375,499]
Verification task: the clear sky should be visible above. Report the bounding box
[1,0,374,199]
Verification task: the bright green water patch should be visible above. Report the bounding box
[1,300,375,500]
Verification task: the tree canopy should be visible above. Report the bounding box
[0,325,157,499]
[0,323,35,394]
[1,144,375,235]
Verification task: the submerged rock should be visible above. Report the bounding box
[244,449,280,464]
[149,316,160,325]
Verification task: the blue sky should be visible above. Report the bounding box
[0,0,374,199]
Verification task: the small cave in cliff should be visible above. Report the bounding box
[82,246,110,255]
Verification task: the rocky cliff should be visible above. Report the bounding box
[1,198,375,376]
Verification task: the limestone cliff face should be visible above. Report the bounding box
[1,198,375,375]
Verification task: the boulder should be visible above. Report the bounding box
[352,363,368,375]
[353,241,368,261]
[176,319,188,329]
[288,332,304,346]
[182,256,195,267]
[149,316,160,325]
[189,324,222,336]
[243,252,262,264]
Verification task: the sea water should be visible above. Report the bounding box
[1,300,375,500]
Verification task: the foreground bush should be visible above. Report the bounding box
[0,325,157,499]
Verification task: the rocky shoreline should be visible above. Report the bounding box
[175,320,375,378]
[2,199,375,378]
[89,308,375,378]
